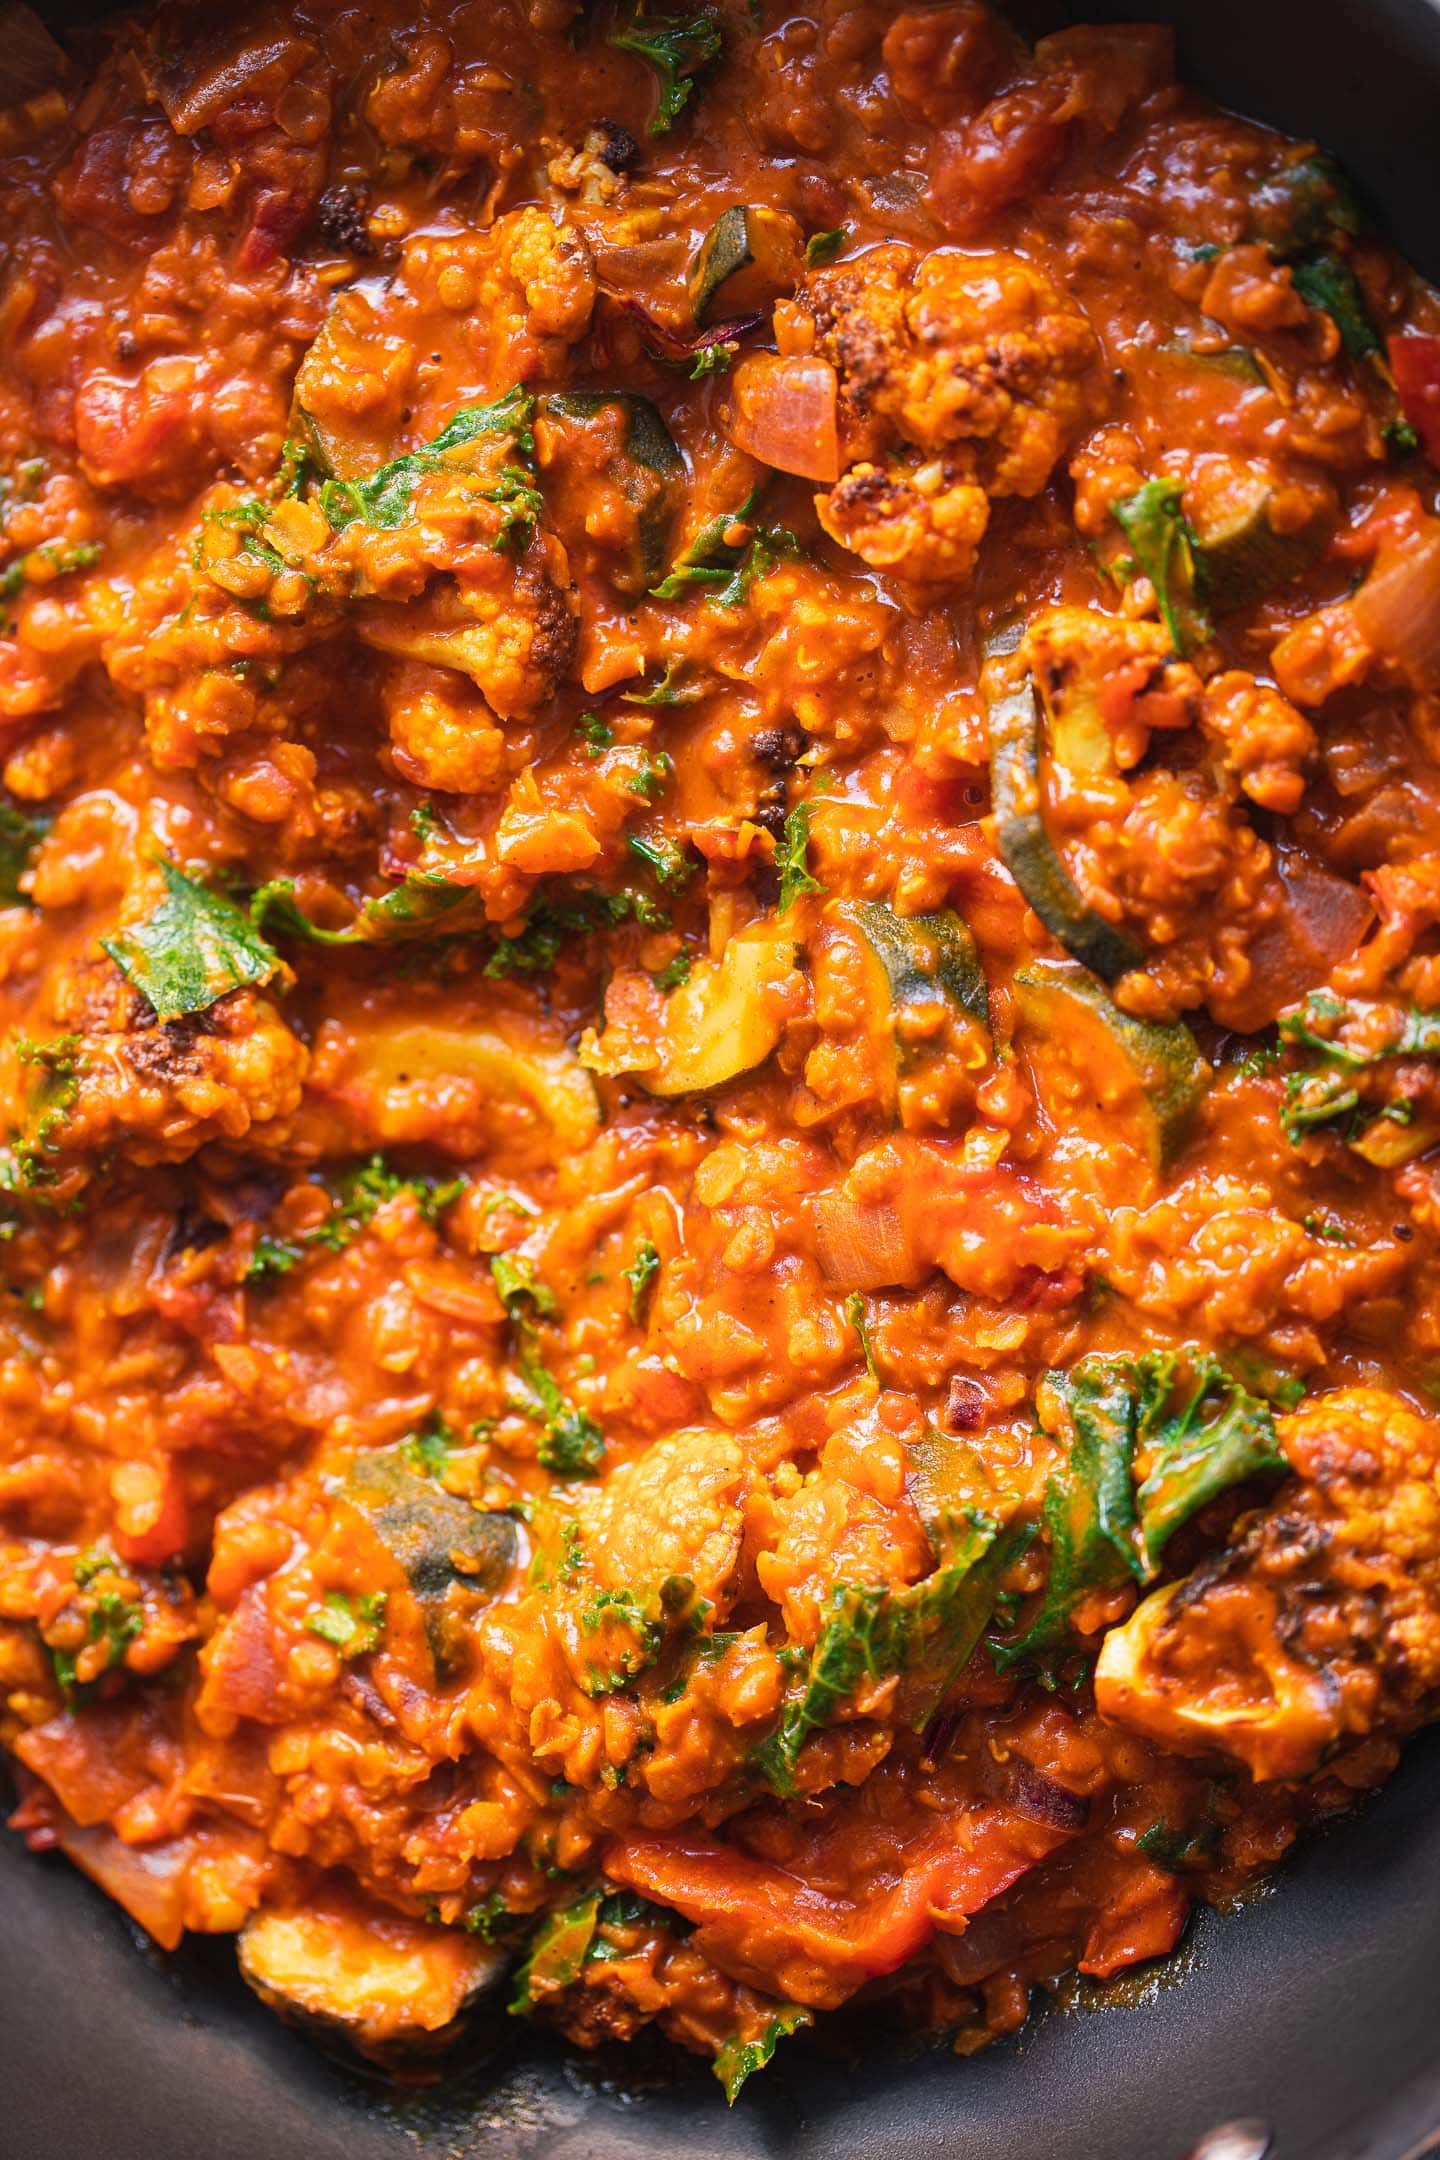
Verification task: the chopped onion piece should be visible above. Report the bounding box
[727,353,841,483]
[813,1188,916,1289]
[996,1758,1089,1830]
[1351,520,1440,691]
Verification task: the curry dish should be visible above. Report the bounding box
[4,0,1440,2101]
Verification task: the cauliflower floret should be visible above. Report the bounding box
[818,462,990,583]
[7,982,308,1182]
[381,660,510,795]
[798,245,1104,582]
[358,545,577,719]
[1200,670,1317,815]
[1096,1387,1440,1780]
[577,1432,755,1618]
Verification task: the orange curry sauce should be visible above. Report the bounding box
[2,0,1440,2093]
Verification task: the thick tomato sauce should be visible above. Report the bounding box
[2,0,1440,2089]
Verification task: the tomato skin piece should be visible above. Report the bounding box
[113,1458,190,1568]
[1390,334,1440,463]
[606,1808,1079,2009]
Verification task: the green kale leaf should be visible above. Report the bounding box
[508,1890,603,2014]
[1111,479,1212,656]
[713,2006,813,2104]
[992,1351,1288,1678]
[608,6,723,135]
[319,387,539,542]
[102,857,284,1022]
[753,1512,1029,1795]
[1291,253,1382,361]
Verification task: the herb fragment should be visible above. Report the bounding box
[490,1250,559,1322]
[579,1585,667,1695]
[1111,480,1211,655]
[623,659,698,706]
[651,485,801,608]
[6,1032,81,1193]
[492,1253,606,1475]
[607,6,722,134]
[243,1156,462,1286]
[775,796,823,913]
[400,1408,454,1478]
[845,1290,878,1380]
[625,832,695,892]
[103,858,284,1022]
[0,538,101,601]
[805,227,847,267]
[622,1238,660,1321]
[713,2007,813,2103]
[48,1548,144,1700]
[509,1891,603,2014]
[1292,253,1382,361]
[306,1589,388,1657]
[1277,992,1440,1151]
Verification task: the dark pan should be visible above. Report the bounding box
[4,2,1440,2154]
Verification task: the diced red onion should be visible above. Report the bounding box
[727,353,841,483]
[1351,521,1440,691]
[616,295,764,360]
[813,1189,916,1289]
[997,1757,1089,1831]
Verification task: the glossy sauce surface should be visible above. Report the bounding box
[2,0,1440,2092]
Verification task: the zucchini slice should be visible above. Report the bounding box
[1013,958,1209,1166]
[987,676,1143,982]
[687,205,802,324]
[854,901,990,1032]
[537,392,684,598]
[584,923,802,1096]
[1191,472,1328,616]
[352,1021,602,1152]
[1154,341,1265,387]
[906,1425,997,1557]
[239,1889,507,2067]
[646,926,801,1095]
[1349,1111,1440,1168]
[343,1449,516,1679]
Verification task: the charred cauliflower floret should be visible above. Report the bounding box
[1096,1388,1440,1780]
[797,245,1104,583]
[15,990,307,1176]
[0,928,308,1190]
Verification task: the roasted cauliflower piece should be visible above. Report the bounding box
[796,245,1104,582]
[1096,1388,1440,1780]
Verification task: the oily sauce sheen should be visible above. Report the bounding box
[2,0,1440,2096]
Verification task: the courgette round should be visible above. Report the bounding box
[239,1891,508,2068]
[538,391,684,598]
[343,1448,517,1680]
[643,927,802,1095]
[1013,958,1210,1166]
[1191,472,1328,616]
[687,205,802,324]
[987,677,1144,982]
[854,900,990,1032]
